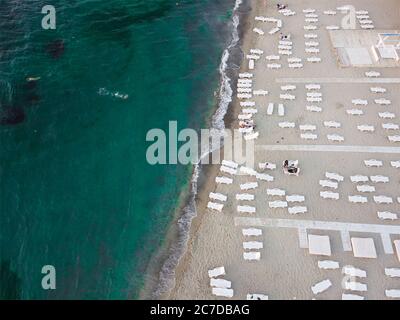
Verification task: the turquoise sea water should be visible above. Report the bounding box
[0,0,236,299]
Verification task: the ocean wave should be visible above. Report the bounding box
[152,0,249,299]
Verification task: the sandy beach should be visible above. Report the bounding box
[166,0,400,300]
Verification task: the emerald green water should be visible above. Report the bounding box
[0,0,235,299]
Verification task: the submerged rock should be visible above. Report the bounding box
[0,107,25,125]
[45,39,65,59]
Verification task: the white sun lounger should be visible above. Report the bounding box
[364,159,383,167]
[324,10,337,15]
[244,132,259,141]
[375,98,391,105]
[326,25,339,30]
[370,87,386,93]
[237,83,252,88]
[253,28,264,35]
[307,105,322,112]
[267,188,286,197]
[239,73,253,78]
[318,260,339,270]
[305,41,319,47]
[210,278,232,289]
[343,266,367,278]
[352,99,368,106]
[307,97,322,102]
[388,135,400,142]
[269,201,288,208]
[237,93,252,99]
[350,175,369,183]
[359,20,373,25]
[256,173,274,182]
[278,122,295,128]
[357,125,375,132]
[342,294,364,300]
[304,34,318,40]
[305,13,318,18]
[311,279,332,295]
[265,55,280,61]
[238,205,256,214]
[259,162,276,170]
[215,176,233,185]
[281,85,296,91]
[327,134,344,142]
[303,9,316,14]
[300,124,317,131]
[320,191,340,200]
[385,268,400,278]
[305,84,321,90]
[286,195,305,203]
[374,195,393,204]
[280,94,295,100]
[356,185,375,193]
[346,109,364,115]
[237,88,252,93]
[307,92,322,97]
[267,103,274,116]
[279,40,292,46]
[288,206,307,215]
[250,48,263,55]
[242,108,257,114]
[301,133,318,140]
[370,175,389,183]
[361,25,374,29]
[212,287,234,298]
[279,50,292,56]
[238,113,252,120]
[319,180,338,189]
[207,202,224,212]
[253,90,269,96]
[305,18,318,23]
[325,172,344,182]
[304,25,317,30]
[247,294,268,300]
[287,57,302,63]
[220,165,237,175]
[348,195,368,203]
[243,252,260,261]
[365,71,380,77]
[239,166,257,176]
[242,228,262,237]
[269,27,280,35]
[277,104,285,117]
[382,123,399,130]
[305,48,320,54]
[240,182,258,191]
[386,290,400,298]
[379,112,395,119]
[267,63,282,69]
[356,10,369,15]
[222,160,238,169]
[208,267,225,278]
[324,121,341,128]
[246,54,260,60]
[391,161,400,168]
[378,211,398,221]
[209,192,228,202]
[236,194,255,201]
[248,60,254,70]
[279,45,292,50]
[307,57,322,63]
[255,16,268,22]
[243,241,263,250]
[344,281,367,292]
[289,63,304,69]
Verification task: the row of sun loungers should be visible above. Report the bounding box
[208,266,234,298]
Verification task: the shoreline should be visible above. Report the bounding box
[139,0,254,299]
[163,0,258,300]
